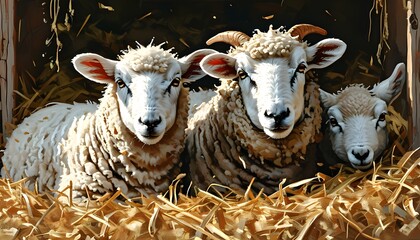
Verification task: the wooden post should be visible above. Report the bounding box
[407,0,420,149]
[0,0,16,140]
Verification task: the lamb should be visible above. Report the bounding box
[1,42,215,198]
[319,63,406,170]
[186,24,347,194]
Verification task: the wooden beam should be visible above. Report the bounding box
[407,0,420,149]
[0,0,16,140]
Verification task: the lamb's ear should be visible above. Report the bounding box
[199,53,237,79]
[179,49,218,82]
[72,53,118,84]
[371,62,406,104]
[319,88,338,108]
[306,39,347,70]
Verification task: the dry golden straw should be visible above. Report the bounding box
[0,145,418,239]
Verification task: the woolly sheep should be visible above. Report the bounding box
[1,43,215,198]
[186,24,347,194]
[320,63,406,170]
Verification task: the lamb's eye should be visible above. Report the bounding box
[238,69,248,80]
[376,112,387,129]
[171,77,181,87]
[329,117,339,127]
[297,63,306,73]
[116,78,126,88]
[378,112,387,122]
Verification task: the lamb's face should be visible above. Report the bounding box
[72,45,216,145]
[320,63,406,170]
[234,48,307,139]
[325,90,389,169]
[114,59,182,144]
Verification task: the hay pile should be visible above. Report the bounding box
[0,145,418,239]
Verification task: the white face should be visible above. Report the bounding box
[200,38,347,140]
[320,62,406,170]
[72,48,216,145]
[235,48,307,139]
[327,100,388,169]
[115,60,182,145]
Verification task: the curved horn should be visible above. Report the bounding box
[206,31,250,47]
[288,24,327,40]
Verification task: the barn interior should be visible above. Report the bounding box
[0,0,417,239]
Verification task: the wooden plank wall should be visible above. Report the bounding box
[407,0,420,149]
[0,0,16,140]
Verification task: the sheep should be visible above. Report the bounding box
[1,42,216,198]
[185,24,347,194]
[319,63,406,170]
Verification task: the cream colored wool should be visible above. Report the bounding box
[327,84,378,119]
[119,44,173,73]
[1,103,97,192]
[2,84,189,198]
[61,84,190,198]
[230,25,304,59]
[186,78,322,194]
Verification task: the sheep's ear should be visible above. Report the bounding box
[306,39,347,70]
[199,53,237,79]
[319,88,338,108]
[179,49,218,82]
[371,62,406,104]
[72,53,117,84]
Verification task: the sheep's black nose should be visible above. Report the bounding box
[352,149,370,161]
[139,116,162,129]
[264,108,290,124]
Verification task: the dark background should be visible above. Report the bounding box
[12,0,408,124]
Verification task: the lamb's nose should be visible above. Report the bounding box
[139,116,162,129]
[351,148,370,161]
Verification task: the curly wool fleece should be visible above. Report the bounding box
[186,78,322,194]
[59,84,190,197]
[2,84,189,198]
[230,25,305,59]
[119,44,173,73]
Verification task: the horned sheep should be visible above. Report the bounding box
[1,43,215,198]
[186,24,347,194]
[320,63,406,170]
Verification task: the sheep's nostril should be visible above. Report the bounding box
[150,116,162,128]
[281,108,290,119]
[274,108,290,123]
[264,110,273,118]
[352,149,370,161]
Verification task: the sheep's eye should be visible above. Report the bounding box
[329,117,339,127]
[378,112,387,122]
[116,78,126,88]
[238,69,248,80]
[376,112,388,129]
[165,77,181,95]
[171,77,181,87]
[297,63,306,73]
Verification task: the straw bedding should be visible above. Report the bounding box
[0,144,418,239]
